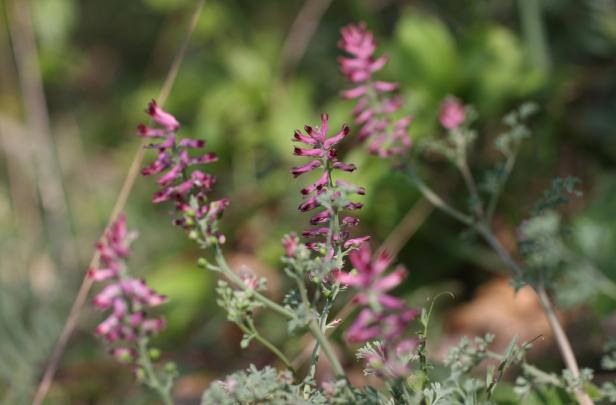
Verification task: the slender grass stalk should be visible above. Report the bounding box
[31,2,206,403]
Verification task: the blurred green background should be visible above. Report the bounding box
[1,0,615,403]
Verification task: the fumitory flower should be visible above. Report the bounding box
[138,100,228,245]
[439,96,466,130]
[89,214,167,363]
[339,242,418,373]
[338,23,413,157]
[335,243,407,310]
[291,113,368,260]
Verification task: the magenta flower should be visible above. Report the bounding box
[339,241,418,370]
[335,243,406,310]
[291,114,368,257]
[138,100,228,244]
[338,23,412,157]
[439,96,465,130]
[345,307,417,344]
[89,215,167,363]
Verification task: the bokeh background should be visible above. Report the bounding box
[1,0,615,403]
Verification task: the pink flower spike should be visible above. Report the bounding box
[147,100,179,131]
[439,96,465,130]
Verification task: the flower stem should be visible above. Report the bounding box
[308,321,345,377]
[536,285,594,405]
[214,246,294,319]
[238,320,295,376]
[404,168,593,405]
[137,338,174,405]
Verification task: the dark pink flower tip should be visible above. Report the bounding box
[439,96,465,130]
[342,216,359,227]
[179,138,206,148]
[147,100,180,131]
[324,125,350,149]
[310,210,330,225]
[332,161,356,172]
[137,123,166,138]
[291,159,322,177]
[298,195,320,212]
[302,227,329,238]
[88,267,116,281]
[294,147,323,157]
[293,129,317,145]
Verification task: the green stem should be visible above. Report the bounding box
[457,157,484,218]
[214,246,294,319]
[239,320,295,375]
[308,292,336,379]
[486,146,519,222]
[486,350,563,387]
[405,163,592,404]
[403,168,472,226]
[137,338,174,405]
[308,321,344,377]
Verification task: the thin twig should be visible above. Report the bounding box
[378,197,434,258]
[278,0,333,79]
[31,1,206,403]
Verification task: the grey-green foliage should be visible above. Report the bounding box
[200,365,392,405]
[200,365,324,405]
[532,177,583,216]
[419,334,537,405]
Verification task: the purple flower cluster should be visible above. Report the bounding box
[338,23,412,157]
[336,243,417,351]
[291,114,369,257]
[138,100,228,243]
[89,214,167,362]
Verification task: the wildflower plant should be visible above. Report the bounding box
[78,22,615,405]
[89,214,176,404]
